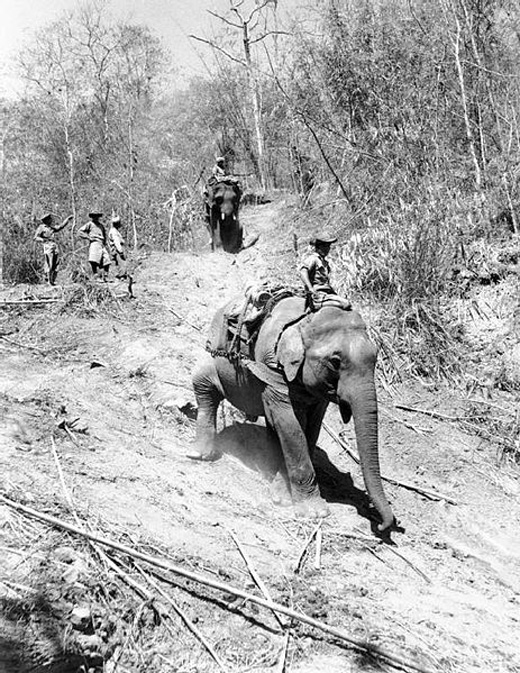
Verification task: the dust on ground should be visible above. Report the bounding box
[0,201,519,673]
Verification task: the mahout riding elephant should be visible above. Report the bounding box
[204,178,243,253]
[191,296,396,532]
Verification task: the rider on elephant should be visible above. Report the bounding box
[203,156,242,223]
[300,232,351,311]
[211,156,227,180]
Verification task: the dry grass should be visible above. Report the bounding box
[60,280,129,318]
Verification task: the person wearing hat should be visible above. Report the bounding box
[299,232,351,311]
[108,215,127,279]
[34,212,73,285]
[211,156,227,180]
[78,211,111,280]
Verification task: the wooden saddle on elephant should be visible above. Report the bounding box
[206,284,297,362]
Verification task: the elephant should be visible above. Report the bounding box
[190,295,396,532]
[204,178,243,253]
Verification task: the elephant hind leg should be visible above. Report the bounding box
[190,355,224,461]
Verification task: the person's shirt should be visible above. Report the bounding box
[79,220,107,244]
[212,164,226,179]
[300,250,333,291]
[34,223,56,244]
[108,226,124,254]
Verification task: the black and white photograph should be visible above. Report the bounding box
[0,1,519,671]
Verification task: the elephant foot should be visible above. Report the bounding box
[269,472,292,508]
[185,447,222,462]
[294,494,330,520]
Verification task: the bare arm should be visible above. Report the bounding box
[78,224,90,240]
[55,215,73,231]
[300,267,314,293]
[34,226,45,243]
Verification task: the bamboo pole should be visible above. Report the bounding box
[0,494,436,673]
[0,299,63,305]
[322,423,457,506]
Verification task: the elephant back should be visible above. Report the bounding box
[206,176,242,201]
[205,289,302,363]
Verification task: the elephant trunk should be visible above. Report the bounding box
[338,378,395,532]
[221,202,235,217]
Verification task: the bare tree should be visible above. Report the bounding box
[191,0,287,191]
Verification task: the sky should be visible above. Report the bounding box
[0,0,233,97]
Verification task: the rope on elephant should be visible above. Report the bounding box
[0,494,438,673]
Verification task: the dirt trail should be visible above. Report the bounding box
[1,202,519,672]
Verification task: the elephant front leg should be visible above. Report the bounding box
[262,386,329,520]
[211,207,223,250]
[189,356,223,461]
[302,401,329,456]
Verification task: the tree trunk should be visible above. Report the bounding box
[63,122,78,249]
[242,21,267,191]
[452,11,483,189]
[128,111,138,250]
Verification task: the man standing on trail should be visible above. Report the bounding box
[300,232,351,311]
[108,216,126,279]
[78,211,111,281]
[34,212,73,285]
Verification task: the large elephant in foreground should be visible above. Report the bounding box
[205,178,243,253]
[191,296,396,532]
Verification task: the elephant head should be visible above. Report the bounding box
[276,306,395,532]
[208,179,243,253]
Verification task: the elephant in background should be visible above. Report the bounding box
[191,296,396,533]
[204,178,243,253]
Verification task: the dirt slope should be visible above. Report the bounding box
[1,202,519,673]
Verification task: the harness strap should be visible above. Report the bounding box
[273,312,309,362]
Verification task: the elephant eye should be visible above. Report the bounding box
[328,356,341,371]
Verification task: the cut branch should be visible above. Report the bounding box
[135,562,228,672]
[0,494,436,673]
[228,528,285,629]
[0,299,63,305]
[394,404,463,422]
[322,423,457,505]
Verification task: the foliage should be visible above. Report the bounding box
[2,0,520,391]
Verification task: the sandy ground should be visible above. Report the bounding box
[0,202,519,673]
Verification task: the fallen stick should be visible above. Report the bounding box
[168,307,203,332]
[51,436,76,515]
[134,562,228,673]
[228,528,285,630]
[0,299,63,305]
[385,546,431,584]
[314,526,323,570]
[275,631,291,673]
[0,495,437,673]
[294,520,322,575]
[51,437,153,602]
[0,335,48,354]
[381,408,431,436]
[394,404,462,422]
[322,423,457,505]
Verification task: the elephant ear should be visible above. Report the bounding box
[276,323,305,382]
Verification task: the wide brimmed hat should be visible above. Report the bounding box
[88,211,103,218]
[215,156,225,163]
[111,216,121,224]
[41,213,52,224]
[311,231,338,244]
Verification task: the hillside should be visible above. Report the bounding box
[1,201,519,673]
